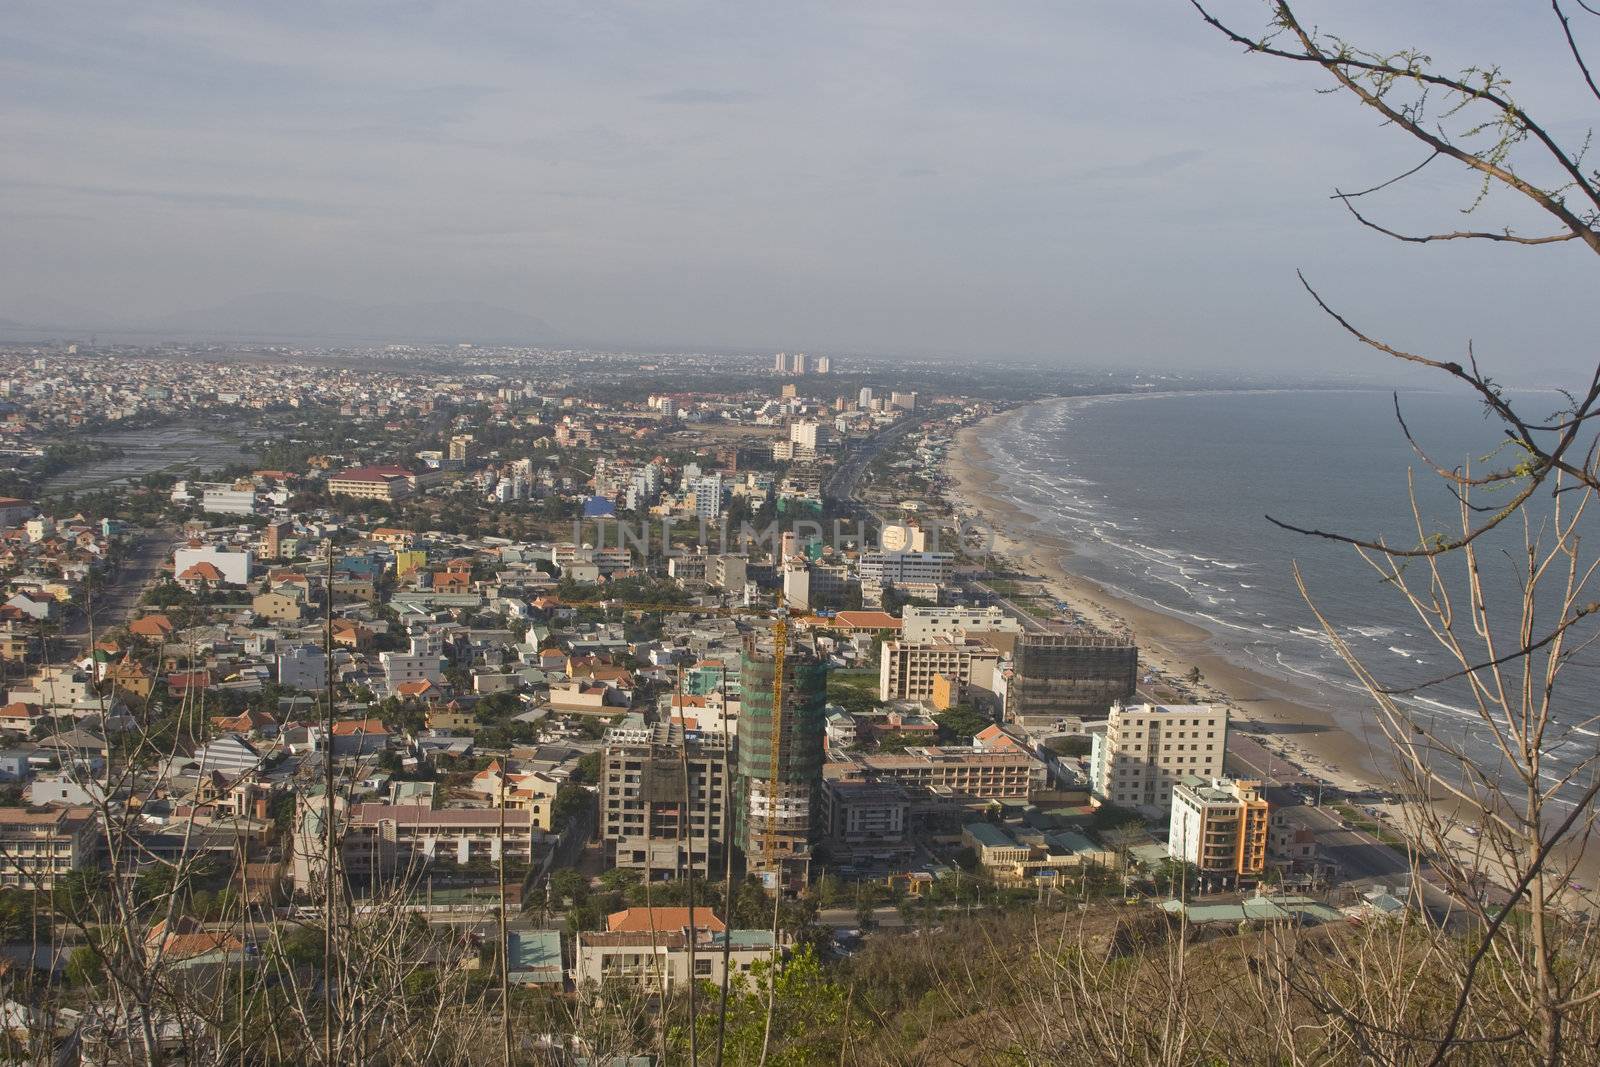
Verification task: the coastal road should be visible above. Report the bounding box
[825,416,919,509]
[1296,804,1411,884]
[1224,732,1323,789]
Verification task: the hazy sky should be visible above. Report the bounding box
[3,1,1595,377]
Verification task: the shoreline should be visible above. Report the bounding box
[943,398,1600,898]
[946,404,1394,798]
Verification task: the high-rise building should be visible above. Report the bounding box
[1090,703,1228,816]
[789,420,825,452]
[858,387,873,409]
[1168,776,1270,880]
[691,472,725,522]
[448,434,474,463]
[736,644,828,890]
[773,352,787,373]
[789,352,808,375]
[1006,631,1138,723]
[889,390,918,412]
[601,717,730,878]
[815,355,831,374]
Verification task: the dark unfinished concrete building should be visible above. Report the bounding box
[1007,630,1138,723]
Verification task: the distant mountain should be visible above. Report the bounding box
[146,292,563,345]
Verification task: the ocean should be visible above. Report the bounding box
[979,387,1600,809]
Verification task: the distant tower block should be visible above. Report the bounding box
[815,355,831,374]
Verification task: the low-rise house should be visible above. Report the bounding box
[507,929,565,987]
[330,717,391,759]
[0,702,42,735]
[103,659,154,699]
[252,588,305,622]
[128,614,176,641]
[427,701,477,733]
[575,909,776,994]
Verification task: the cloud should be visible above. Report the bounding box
[649,88,757,106]
[0,1,1592,375]
[1072,149,1208,183]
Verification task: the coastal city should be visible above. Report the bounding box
[0,338,1436,1062]
[7,1,1596,1062]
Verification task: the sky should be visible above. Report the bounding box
[2,1,1596,378]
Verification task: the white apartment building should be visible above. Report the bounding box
[789,420,827,451]
[201,483,258,515]
[858,551,953,587]
[1090,703,1228,816]
[278,644,328,691]
[901,605,1021,643]
[878,639,1004,703]
[691,473,725,522]
[379,633,447,692]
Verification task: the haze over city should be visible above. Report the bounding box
[3,3,1600,1063]
[3,1,1593,377]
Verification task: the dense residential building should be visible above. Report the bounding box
[878,639,1004,704]
[600,717,730,877]
[379,633,447,692]
[293,798,543,891]
[0,805,98,889]
[1168,776,1270,880]
[1090,703,1229,816]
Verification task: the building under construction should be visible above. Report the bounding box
[600,715,731,879]
[735,639,828,892]
[1006,629,1138,725]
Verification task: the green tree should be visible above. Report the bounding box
[933,702,992,743]
[552,783,591,829]
[683,946,853,1066]
[548,867,589,908]
[66,944,103,987]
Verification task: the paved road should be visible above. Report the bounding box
[64,525,177,646]
[825,417,918,509]
[1224,732,1324,788]
[1295,804,1410,884]
[817,905,906,929]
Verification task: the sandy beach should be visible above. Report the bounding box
[944,403,1600,898]
[945,407,1398,796]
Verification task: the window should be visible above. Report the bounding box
[695,959,713,976]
